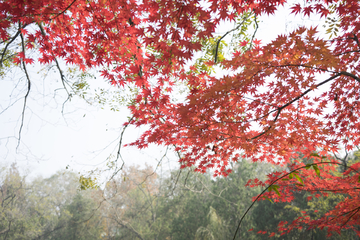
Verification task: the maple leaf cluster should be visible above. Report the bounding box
[1,0,360,237]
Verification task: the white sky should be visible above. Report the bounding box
[0,2,325,180]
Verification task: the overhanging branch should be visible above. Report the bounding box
[17,25,31,150]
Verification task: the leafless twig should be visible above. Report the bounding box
[17,24,31,150]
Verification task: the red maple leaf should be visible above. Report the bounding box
[290,3,302,15]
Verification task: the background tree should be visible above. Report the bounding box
[101,165,159,240]
[0,166,106,240]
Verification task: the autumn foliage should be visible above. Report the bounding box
[1,0,360,237]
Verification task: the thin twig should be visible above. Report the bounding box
[139,146,169,186]
[247,13,258,50]
[17,25,31,150]
[107,116,135,183]
[197,177,238,206]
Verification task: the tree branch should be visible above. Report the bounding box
[250,72,343,140]
[0,29,21,67]
[17,25,31,150]
[247,12,258,50]
[50,0,77,21]
[214,14,252,63]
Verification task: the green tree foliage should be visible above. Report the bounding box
[250,151,360,239]
[100,165,159,240]
[0,163,31,239]
[0,165,104,240]
[2,153,360,240]
[48,193,103,240]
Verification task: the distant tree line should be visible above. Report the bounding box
[1,153,359,240]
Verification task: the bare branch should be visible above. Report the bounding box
[170,172,183,197]
[106,116,135,183]
[197,177,239,207]
[36,22,73,113]
[17,25,31,150]
[139,146,169,186]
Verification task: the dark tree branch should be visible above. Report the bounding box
[250,72,343,141]
[17,25,31,150]
[106,116,135,184]
[340,71,360,83]
[0,29,21,67]
[36,22,91,114]
[53,56,72,113]
[335,50,360,56]
[247,12,258,50]
[333,148,349,172]
[214,14,252,63]
[139,146,169,186]
[241,95,278,108]
[350,33,360,49]
[50,0,77,21]
[341,207,360,227]
[171,150,184,195]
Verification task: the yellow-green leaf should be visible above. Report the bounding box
[264,196,273,203]
[313,165,321,177]
[310,152,320,158]
[294,174,304,185]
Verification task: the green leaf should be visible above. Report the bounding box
[273,188,281,196]
[79,175,99,190]
[310,152,320,158]
[268,185,281,196]
[305,164,312,170]
[264,196,273,203]
[313,165,321,177]
[293,174,304,185]
[289,173,294,179]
